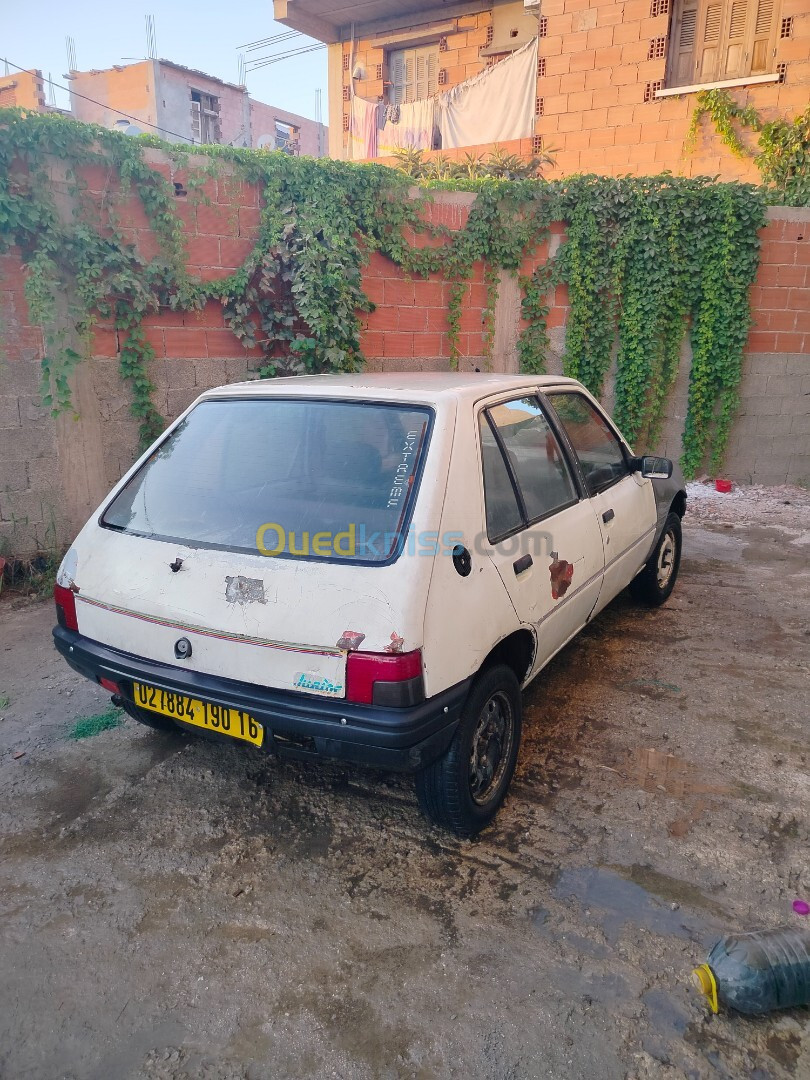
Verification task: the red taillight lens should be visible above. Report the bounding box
[54,584,78,632]
[346,649,424,707]
[99,677,120,694]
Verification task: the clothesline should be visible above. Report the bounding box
[350,38,539,161]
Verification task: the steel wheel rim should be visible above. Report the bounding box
[469,690,514,806]
[657,531,676,588]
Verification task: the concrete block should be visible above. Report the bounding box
[790,413,810,435]
[0,490,47,525]
[785,354,809,376]
[748,355,787,376]
[166,388,199,418]
[193,358,229,389]
[756,413,791,435]
[0,396,21,427]
[765,374,802,396]
[738,372,768,397]
[0,424,57,462]
[164,359,197,389]
[0,519,40,558]
[224,357,250,381]
[0,462,29,493]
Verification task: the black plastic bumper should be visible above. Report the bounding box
[53,627,470,772]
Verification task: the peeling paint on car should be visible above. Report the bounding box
[384,632,405,654]
[549,553,574,600]
[336,630,366,651]
[225,576,267,606]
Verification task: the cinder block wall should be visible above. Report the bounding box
[0,155,807,557]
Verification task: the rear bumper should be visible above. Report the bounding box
[53,627,469,772]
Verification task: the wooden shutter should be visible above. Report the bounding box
[191,100,202,142]
[721,0,750,78]
[697,2,724,80]
[669,0,700,85]
[389,44,439,104]
[751,0,775,73]
[389,50,406,105]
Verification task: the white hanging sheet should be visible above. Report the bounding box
[378,99,436,156]
[350,95,378,160]
[438,39,539,151]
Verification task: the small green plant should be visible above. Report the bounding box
[0,694,10,711]
[67,707,124,740]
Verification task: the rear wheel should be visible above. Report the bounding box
[630,511,682,607]
[416,664,522,837]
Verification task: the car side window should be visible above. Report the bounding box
[547,392,629,495]
[480,397,578,541]
[480,416,523,542]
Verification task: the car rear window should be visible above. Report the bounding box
[101,398,432,563]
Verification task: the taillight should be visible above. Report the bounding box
[346,649,424,708]
[54,584,78,632]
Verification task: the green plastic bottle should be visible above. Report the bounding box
[693,926,810,1015]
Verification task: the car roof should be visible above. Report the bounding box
[200,372,582,406]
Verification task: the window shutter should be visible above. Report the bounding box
[390,50,406,105]
[697,2,724,80]
[191,100,202,142]
[751,0,774,72]
[388,44,439,104]
[669,0,700,85]
[721,0,750,78]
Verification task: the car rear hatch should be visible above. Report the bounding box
[65,394,438,701]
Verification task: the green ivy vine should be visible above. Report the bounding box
[0,109,767,478]
[686,89,810,206]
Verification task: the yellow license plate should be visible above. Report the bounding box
[133,682,264,747]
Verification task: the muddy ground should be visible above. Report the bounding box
[0,485,808,1079]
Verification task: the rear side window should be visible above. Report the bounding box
[547,392,628,494]
[480,396,577,542]
[102,399,432,563]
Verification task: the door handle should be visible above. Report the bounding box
[513,554,533,575]
[602,508,615,523]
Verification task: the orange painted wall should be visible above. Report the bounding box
[0,70,46,111]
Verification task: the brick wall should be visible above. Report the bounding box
[0,155,807,557]
[335,0,809,181]
[0,70,47,112]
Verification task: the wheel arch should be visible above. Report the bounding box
[481,628,536,686]
[670,490,687,518]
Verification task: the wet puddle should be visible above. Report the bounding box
[552,865,722,945]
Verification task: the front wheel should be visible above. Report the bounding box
[630,511,682,607]
[416,664,522,837]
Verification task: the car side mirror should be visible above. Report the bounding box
[633,455,673,479]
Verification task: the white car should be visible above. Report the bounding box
[54,374,686,835]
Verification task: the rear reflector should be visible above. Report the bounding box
[54,584,78,632]
[99,677,120,694]
[345,649,424,707]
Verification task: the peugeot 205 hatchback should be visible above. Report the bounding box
[54,374,686,836]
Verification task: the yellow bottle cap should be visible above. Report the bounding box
[692,963,719,1013]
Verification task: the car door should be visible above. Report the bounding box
[543,390,657,615]
[478,394,605,672]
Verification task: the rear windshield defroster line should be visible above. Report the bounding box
[101,397,434,565]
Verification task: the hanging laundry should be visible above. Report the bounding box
[438,40,539,151]
[350,95,379,160]
[378,98,436,156]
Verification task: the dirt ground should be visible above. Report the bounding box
[1,482,808,1080]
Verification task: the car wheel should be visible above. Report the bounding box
[118,697,182,733]
[630,511,682,607]
[416,664,522,837]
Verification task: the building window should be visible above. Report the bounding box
[667,0,780,88]
[388,44,439,105]
[190,90,220,144]
[275,120,299,154]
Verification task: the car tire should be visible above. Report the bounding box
[630,511,682,607]
[118,697,181,733]
[416,663,522,837]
